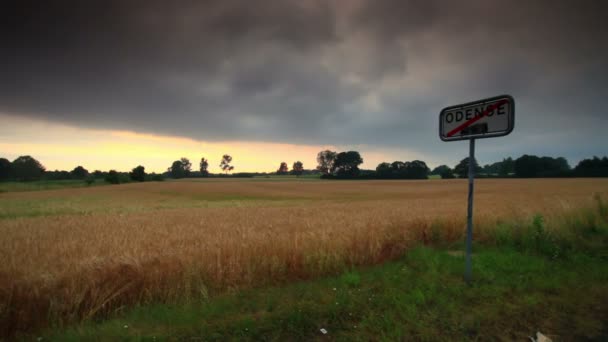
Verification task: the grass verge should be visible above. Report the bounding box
[43,244,608,341]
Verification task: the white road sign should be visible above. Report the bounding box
[439,95,514,141]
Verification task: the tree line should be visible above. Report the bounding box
[431,155,608,178]
[168,155,237,178]
[0,155,163,184]
[1,152,607,184]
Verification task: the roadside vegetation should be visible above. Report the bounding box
[50,243,608,341]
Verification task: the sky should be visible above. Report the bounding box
[1,0,607,173]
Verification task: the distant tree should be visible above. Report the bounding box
[454,157,481,178]
[199,157,209,176]
[440,168,455,179]
[514,155,570,178]
[316,150,337,175]
[292,161,304,176]
[431,165,451,176]
[277,162,289,175]
[84,175,95,186]
[93,170,103,178]
[376,162,392,178]
[45,170,71,180]
[169,158,192,179]
[220,154,234,174]
[574,156,608,177]
[498,157,515,176]
[180,158,192,176]
[481,162,500,175]
[105,170,120,184]
[390,161,406,176]
[150,173,165,181]
[12,155,45,181]
[0,157,12,181]
[70,166,89,179]
[405,160,430,179]
[333,151,363,177]
[376,160,430,179]
[170,160,185,179]
[130,165,146,182]
[553,157,571,173]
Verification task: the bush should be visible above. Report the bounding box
[440,170,454,179]
[129,165,146,182]
[84,176,95,186]
[149,174,165,182]
[105,170,120,184]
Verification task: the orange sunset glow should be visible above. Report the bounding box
[0,114,420,173]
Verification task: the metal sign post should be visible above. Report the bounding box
[465,138,475,284]
[439,95,515,285]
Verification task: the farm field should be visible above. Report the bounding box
[1,178,608,338]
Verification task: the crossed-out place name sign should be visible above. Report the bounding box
[439,95,514,141]
[438,95,515,284]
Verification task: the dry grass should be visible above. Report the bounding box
[0,178,607,336]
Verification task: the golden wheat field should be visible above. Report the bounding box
[1,177,607,334]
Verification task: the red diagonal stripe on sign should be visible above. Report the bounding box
[446,99,509,137]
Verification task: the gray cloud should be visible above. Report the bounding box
[1,0,607,166]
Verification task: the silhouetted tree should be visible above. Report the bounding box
[333,151,363,177]
[105,170,120,184]
[498,157,515,176]
[432,165,455,178]
[150,173,165,181]
[514,155,570,178]
[454,157,481,178]
[169,158,192,178]
[574,156,608,177]
[170,160,185,179]
[375,162,392,178]
[482,163,498,175]
[180,158,192,176]
[390,161,406,176]
[199,157,209,176]
[84,175,95,186]
[45,170,70,180]
[220,154,234,174]
[440,168,455,179]
[70,166,89,179]
[316,150,337,175]
[0,158,12,181]
[93,170,103,178]
[376,160,430,179]
[431,165,451,176]
[12,155,45,181]
[277,162,289,175]
[479,158,515,177]
[130,165,146,182]
[405,160,430,179]
[292,161,304,176]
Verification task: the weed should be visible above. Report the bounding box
[595,193,608,219]
[340,272,361,288]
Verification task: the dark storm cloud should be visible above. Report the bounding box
[1,0,607,165]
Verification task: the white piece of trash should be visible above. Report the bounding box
[320,328,328,335]
[529,331,552,342]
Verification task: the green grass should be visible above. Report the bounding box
[0,179,109,192]
[43,243,608,341]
